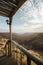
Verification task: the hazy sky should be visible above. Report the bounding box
[0,0,43,34]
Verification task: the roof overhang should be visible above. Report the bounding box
[0,0,26,17]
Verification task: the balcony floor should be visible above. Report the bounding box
[0,55,17,65]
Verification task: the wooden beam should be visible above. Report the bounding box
[1,0,13,8]
[5,0,17,7]
[9,0,26,17]
[0,3,12,11]
[0,11,9,17]
[0,6,11,14]
[0,5,12,12]
[5,0,17,5]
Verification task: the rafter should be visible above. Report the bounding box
[4,0,17,7]
[0,5,12,12]
[5,0,18,5]
[1,0,13,8]
[0,2,12,11]
[0,11,9,17]
[0,7,11,14]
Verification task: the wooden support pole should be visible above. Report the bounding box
[27,56,31,65]
[9,17,12,56]
[8,17,12,56]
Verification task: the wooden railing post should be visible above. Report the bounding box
[20,52,22,65]
[5,45,7,55]
[27,56,31,65]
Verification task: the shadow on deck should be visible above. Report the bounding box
[0,55,17,65]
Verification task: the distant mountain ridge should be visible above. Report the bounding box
[0,32,43,53]
[0,32,38,41]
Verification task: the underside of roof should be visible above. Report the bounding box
[0,0,26,17]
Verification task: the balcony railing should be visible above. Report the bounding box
[11,40,43,65]
[2,40,43,65]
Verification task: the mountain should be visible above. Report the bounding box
[0,32,43,53]
[19,33,43,53]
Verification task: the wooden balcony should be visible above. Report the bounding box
[0,0,43,65]
[0,40,43,65]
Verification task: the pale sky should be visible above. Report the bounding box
[0,0,43,34]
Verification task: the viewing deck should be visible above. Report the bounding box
[0,40,43,65]
[0,0,43,65]
[0,55,17,65]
